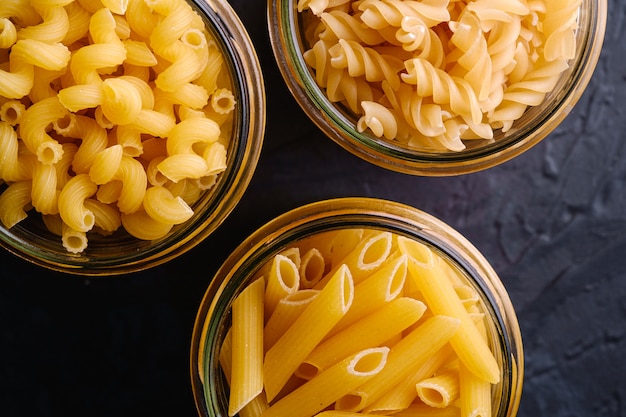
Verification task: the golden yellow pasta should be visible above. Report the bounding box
[0,0,236,253]
[297,0,584,151]
[219,228,504,417]
[263,264,354,402]
[229,277,265,417]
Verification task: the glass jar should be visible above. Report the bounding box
[0,0,265,275]
[191,197,523,417]
[268,0,607,175]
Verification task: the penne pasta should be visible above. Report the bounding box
[264,289,319,351]
[263,264,354,402]
[416,369,460,409]
[260,347,389,417]
[297,297,426,379]
[229,277,265,416]
[334,315,460,412]
[264,254,301,317]
[398,236,500,384]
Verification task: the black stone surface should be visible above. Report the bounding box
[1,1,625,416]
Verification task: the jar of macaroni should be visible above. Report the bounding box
[268,0,606,175]
[0,0,265,275]
[191,197,523,417]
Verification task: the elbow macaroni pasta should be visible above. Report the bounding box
[297,0,584,151]
[0,0,236,253]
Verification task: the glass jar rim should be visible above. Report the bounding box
[268,0,607,175]
[190,197,524,417]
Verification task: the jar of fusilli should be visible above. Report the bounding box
[191,197,524,417]
[0,0,265,275]
[268,0,606,175]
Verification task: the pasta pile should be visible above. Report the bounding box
[297,0,582,151]
[220,229,501,417]
[0,0,235,253]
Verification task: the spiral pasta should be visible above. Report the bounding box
[0,0,237,253]
[298,0,584,151]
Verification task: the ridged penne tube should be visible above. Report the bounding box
[113,156,147,214]
[229,277,265,417]
[315,231,393,288]
[458,362,492,417]
[398,236,500,384]
[18,96,67,165]
[219,330,271,417]
[295,228,364,270]
[263,265,354,402]
[260,347,389,417]
[121,209,173,240]
[299,248,326,288]
[392,403,461,417]
[57,173,98,233]
[31,161,59,215]
[334,315,460,412]
[0,180,32,228]
[60,221,88,254]
[264,289,320,351]
[416,369,460,408]
[363,344,454,414]
[264,254,301,317]
[297,297,426,379]
[328,253,407,338]
[143,185,194,225]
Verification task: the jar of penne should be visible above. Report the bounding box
[0,0,265,275]
[191,197,523,417]
[268,0,606,175]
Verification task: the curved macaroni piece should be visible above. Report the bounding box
[121,209,173,240]
[166,117,220,155]
[0,18,17,49]
[0,121,20,181]
[55,114,108,175]
[17,4,70,43]
[143,185,194,225]
[112,155,147,214]
[157,153,208,182]
[210,88,235,115]
[83,198,122,234]
[57,173,97,232]
[60,222,88,254]
[63,0,90,45]
[0,180,32,228]
[123,39,158,67]
[31,157,60,215]
[0,0,40,27]
[89,144,123,185]
[124,0,159,39]
[465,0,529,24]
[18,95,67,165]
[357,0,450,29]
[0,38,71,99]
[69,8,126,86]
[100,77,144,125]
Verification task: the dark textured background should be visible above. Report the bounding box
[1,0,625,416]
